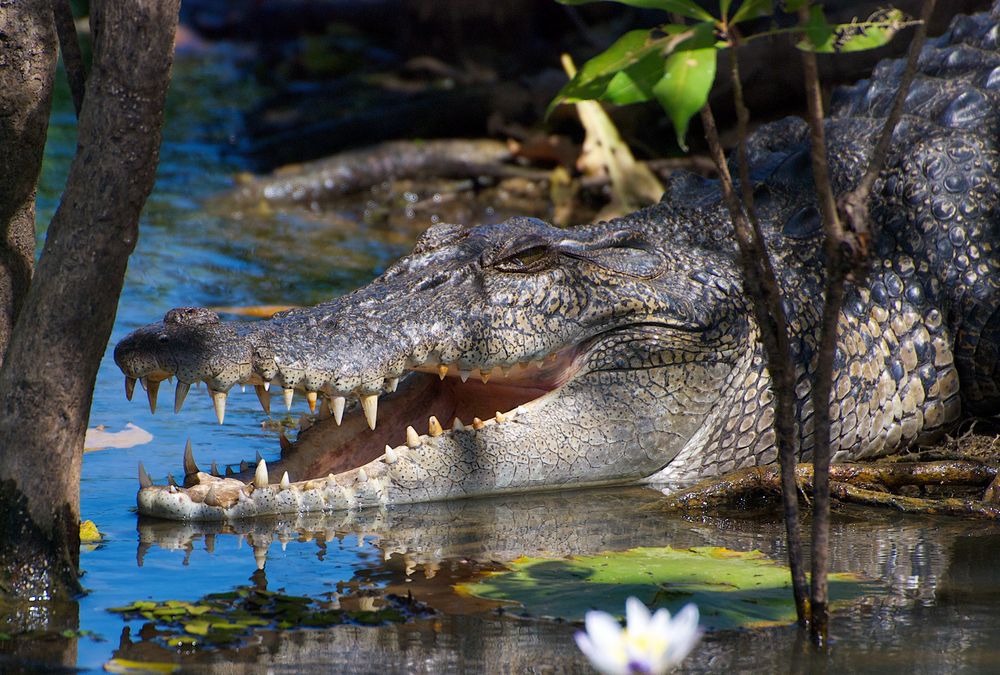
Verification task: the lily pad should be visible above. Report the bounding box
[80,520,102,543]
[104,658,179,673]
[107,586,434,649]
[458,546,877,630]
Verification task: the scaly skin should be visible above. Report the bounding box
[116,7,1000,520]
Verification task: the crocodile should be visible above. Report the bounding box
[115,7,1000,521]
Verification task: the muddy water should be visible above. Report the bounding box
[22,51,1000,673]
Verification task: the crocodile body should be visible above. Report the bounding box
[115,8,1000,520]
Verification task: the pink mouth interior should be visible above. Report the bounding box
[270,350,584,481]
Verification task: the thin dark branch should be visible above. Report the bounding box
[728,34,755,218]
[51,0,86,117]
[796,3,839,646]
[699,105,809,625]
[839,0,938,251]
[853,0,937,204]
[796,0,938,646]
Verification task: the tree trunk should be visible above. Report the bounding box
[0,0,56,366]
[0,0,180,600]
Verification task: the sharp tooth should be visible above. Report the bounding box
[459,370,470,382]
[500,366,511,377]
[437,364,449,380]
[280,471,290,489]
[255,385,271,414]
[283,388,294,411]
[332,396,345,425]
[306,391,318,414]
[167,474,178,487]
[139,377,148,392]
[263,381,271,392]
[386,377,399,393]
[174,381,190,414]
[147,379,160,414]
[211,390,227,424]
[183,440,199,475]
[125,376,136,401]
[384,445,398,464]
[240,460,249,472]
[211,461,220,476]
[495,411,506,423]
[254,459,268,488]
[479,369,490,384]
[168,484,177,493]
[138,462,152,488]
[279,433,292,453]
[256,451,264,464]
[357,468,368,483]
[472,417,485,430]
[406,426,421,448]
[452,418,465,430]
[225,465,235,476]
[361,394,378,430]
[428,416,443,436]
[317,397,330,419]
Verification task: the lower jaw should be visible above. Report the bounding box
[134,365,571,519]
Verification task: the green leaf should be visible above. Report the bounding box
[653,47,717,150]
[603,50,667,105]
[549,23,715,115]
[802,8,907,53]
[557,0,715,22]
[459,546,878,630]
[552,29,656,110]
[104,659,179,674]
[183,619,211,636]
[797,4,833,50]
[731,0,774,24]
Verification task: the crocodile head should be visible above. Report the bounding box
[115,215,749,520]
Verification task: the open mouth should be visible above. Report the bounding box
[256,349,585,480]
[126,344,588,519]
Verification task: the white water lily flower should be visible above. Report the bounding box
[574,598,701,674]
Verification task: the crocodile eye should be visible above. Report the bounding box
[494,246,553,273]
[157,334,170,344]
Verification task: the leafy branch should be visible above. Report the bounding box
[550,0,933,647]
[551,0,909,149]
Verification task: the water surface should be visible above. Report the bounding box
[26,48,1000,673]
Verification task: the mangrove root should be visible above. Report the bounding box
[663,461,1000,518]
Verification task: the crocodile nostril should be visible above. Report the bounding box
[157,334,170,343]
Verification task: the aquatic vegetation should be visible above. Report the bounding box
[460,546,876,630]
[575,597,701,675]
[107,586,432,650]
